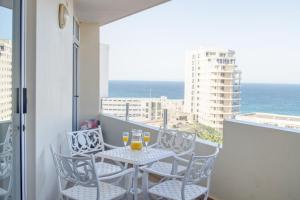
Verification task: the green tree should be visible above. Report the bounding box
[179,122,223,144]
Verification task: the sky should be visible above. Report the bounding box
[0,7,12,39]
[1,1,300,84]
[100,0,300,84]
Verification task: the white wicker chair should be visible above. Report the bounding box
[51,146,134,200]
[147,147,219,200]
[141,129,196,180]
[0,151,13,200]
[0,125,13,200]
[66,127,125,177]
[0,124,13,153]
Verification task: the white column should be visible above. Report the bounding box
[79,23,100,121]
[100,43,109,98]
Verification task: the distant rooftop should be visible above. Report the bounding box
[188,48,235,54]
[236,112,300,129]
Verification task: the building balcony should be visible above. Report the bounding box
[210,77,236,80]
[2,0,297,199]
[196,75,240,81]
[195,82,240,88]
[209,89,240,94]
[99,113,300,200]
[209,83,238,87]
[209,96,241,101]
[209,103,240,108]
[204,110,238,115]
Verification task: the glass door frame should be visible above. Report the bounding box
[13,0,26,199]
[20,0,26,198]
[2,0,28,197]
[72,17,80,131]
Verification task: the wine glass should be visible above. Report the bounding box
[143,132,150,151]
[122,132,129,148]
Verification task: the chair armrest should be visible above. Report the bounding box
[176,150,193,157]
[98,168,134,181]
[148,143,158,148]
[140,166,184,179]
[173,155,189,164]
[72,152,90,158]
[104,143,120,149]
[0,143,4,152]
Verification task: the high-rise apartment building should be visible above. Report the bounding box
[184,48,241,131]
[0,39,12,122]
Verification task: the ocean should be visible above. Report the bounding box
[108,81,300,116]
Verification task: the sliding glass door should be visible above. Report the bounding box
[72,18,80,131]
[0,0,24,199]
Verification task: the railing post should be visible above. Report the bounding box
[125,103,129,121]
[163,109,168,129]
[100,98,103,113]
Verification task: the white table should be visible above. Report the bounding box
[96,147,175,200]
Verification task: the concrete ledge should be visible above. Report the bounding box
[210,119,300,200]
[99,113,160,147]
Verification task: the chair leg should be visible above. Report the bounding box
[142,172,149,200]
[59,194,65,200]
[204,191,209,200]
[4,194,9,200]
[204,176,211,200]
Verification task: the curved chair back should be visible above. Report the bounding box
[51,146,98,187]
[0,151,13,181]
[183,147,219,185]
[156,129,196,155]
[0,150,13,199]
[1,125,13,153]
[66,127,105,155]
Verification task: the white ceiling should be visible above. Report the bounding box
[74,0,169,25]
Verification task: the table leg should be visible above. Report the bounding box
[133,164,139,200]
[142,171,149,200]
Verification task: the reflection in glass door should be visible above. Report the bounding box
[0,0,23,199]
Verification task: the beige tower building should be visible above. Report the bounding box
[184,48,241,131]
[0,39,12,121]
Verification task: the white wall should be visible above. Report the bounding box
[210,120,300,200]
[99,114,159,146]
[100,43,109,98]
[25,0,36,199]
[35,0,74,199]
[79,23,100,121]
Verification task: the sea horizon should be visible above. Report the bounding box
[108,80,300,116]
[109,80,300,85]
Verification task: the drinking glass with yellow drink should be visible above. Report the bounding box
[130,130,143,150]
[122,132,129,148]
[143,132,150,151]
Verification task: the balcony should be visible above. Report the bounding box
[99,113,300,200]
[209,95,241,101]
[1,0,298,199]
